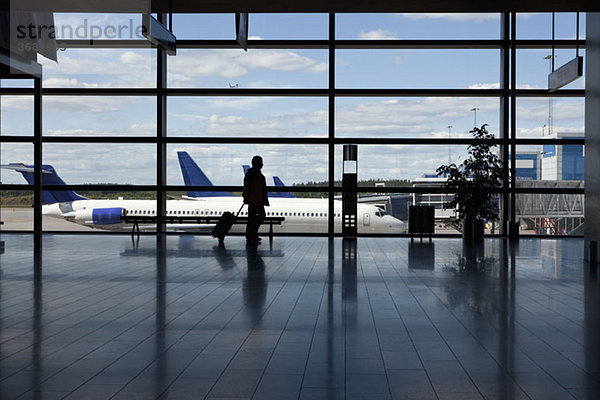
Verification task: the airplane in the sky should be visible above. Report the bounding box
[1,157,407,234]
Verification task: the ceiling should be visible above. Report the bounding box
[8,0,600,13]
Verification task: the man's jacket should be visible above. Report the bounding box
[243,168,270,206]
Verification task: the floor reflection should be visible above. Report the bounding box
[1,235,599,399]
[244,245,267,324]
[121,236,284,259]
[408,241,435,270]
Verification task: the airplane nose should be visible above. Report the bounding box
[386,216,407,233]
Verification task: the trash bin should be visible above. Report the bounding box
[408,205,434,242]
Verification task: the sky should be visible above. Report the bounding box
[0,12,586,186]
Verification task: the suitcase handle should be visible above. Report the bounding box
[236,204,245,217]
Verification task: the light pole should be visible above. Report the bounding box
[470,107,479,128]
[447,125,453,164]
[544,55,556,136]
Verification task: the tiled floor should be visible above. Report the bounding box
[0,234,599,399]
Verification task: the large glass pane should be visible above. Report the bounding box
[336,97,500,138]
[336,13,501,40]
[41,48,156,88]
[516,97,584,138]
[0,190,33,231]
[43,96,156,136]
[43,144,157,184]
[515,192,584,236]
[517,49,585,90]
[1,96,33,136]
[168,96,327,137]
[517,13,586,40]
[515,144,584,182]
[54,13,148,41]
[0,143,33,184]
[172,14,235,39]
[167,144,327,186]
[0,79,33,88]
[168,49,328,88]
[336,49,500,89]
[40,190,156,233]
[334,144,491,186]
[250,14,328,39]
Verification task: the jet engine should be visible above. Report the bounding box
[73,207,125,225]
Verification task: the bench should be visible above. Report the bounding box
[122,215,285,240]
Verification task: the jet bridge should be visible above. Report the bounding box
[515,180,584,235]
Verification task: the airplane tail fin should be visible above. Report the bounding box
[177,152,236,197]
[271,176,296,198]
[0,163,87,204]
[242,165,250,175]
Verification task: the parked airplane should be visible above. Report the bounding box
[1,159,407,233]
[180,153,407,233]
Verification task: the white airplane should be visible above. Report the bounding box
[176,152,407,234]
[1,156,407,234]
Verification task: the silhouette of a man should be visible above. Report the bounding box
[243,155,269,244]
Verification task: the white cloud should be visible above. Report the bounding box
[44,123,155,137]
[358,29,398,40]
[1,96,33,109]
[237,50,325,72]
[205,97,272,109]
[120,51,147,65]
[43,77,80,87]
[169,52,248,79]
[336,97,499,136]
[468,83,500,89]
[168,49,327,84]
[44,96,133,113]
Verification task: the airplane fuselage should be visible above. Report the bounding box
[42,196,407,233]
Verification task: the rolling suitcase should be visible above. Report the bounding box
[212,204,245,244]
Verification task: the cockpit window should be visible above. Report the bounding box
[375,210,388,217]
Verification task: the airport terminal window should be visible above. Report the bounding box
[165,144,328,186]
[517,13,586,40]
[1,96,34,136]
[167,49,329,88]
[517,49,586,90]
[335,49,500,89]
[40,49,156,88]
[0,12,585,237]
[516,98,584,138]
[250,14,328,39]
[172,14,235,39]
[43,96,156,137]
[42,143,157,185]
[336,13,502,40]
[167,97,328,138]
[335,97,501,139]
[334,144,476,186]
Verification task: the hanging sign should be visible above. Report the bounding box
[548,56,583,92]
[236,13,248,51]
[142,14,176,56]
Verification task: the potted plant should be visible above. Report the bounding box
[436,124,504,241]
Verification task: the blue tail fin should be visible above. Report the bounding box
[242,165,251,175]
[271,176,296,198]
[177,152,236,197]
[1,163,87,204]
